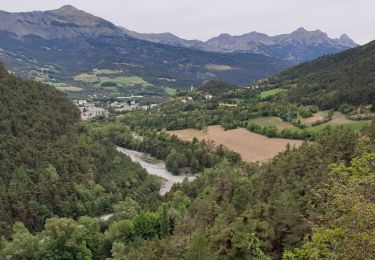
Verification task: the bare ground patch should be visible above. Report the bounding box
[168,125,303,163]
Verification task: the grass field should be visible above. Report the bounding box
[165,87,177,96]
[260,88,286,99]
[93,69,123,75]
[248,117,296,130]
[300,111,369,130]
[74,73,100,83]
[299,111,328,125]
[341,121,371,131]
[74,69,149,88]
[75,71,150,88]
[205,64,234,71]
[168,125,303,162]
[48,82,82,92]
[99,76,149,87]
[55,86,83,92]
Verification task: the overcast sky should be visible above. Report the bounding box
[1,0,374,44]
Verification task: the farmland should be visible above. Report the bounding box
[47,82,83,92]
[205,64,234,71]
[168,125,303,162]
[74,69,150,88]
[259,88,286,98]
[249,111,370,134]
[248,116,296,130]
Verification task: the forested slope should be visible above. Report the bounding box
[0,62,374,259]
[268,40,375,109]
[0,63,161,237]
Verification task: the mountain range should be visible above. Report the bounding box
[124,27,357,62]
[0,5,358,97]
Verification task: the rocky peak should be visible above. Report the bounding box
[0,5,120,39]
[48,5,104,26]
[294,27,307,33]
[53,5,80,13]
[338,33,357,47]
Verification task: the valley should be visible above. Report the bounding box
[0,3,374,260]
[0,5,359,99]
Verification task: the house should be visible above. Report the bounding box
[74,100,108,120]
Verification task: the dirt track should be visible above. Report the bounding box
[168,125,304,162]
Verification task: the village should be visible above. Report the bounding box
[74,98,157,120]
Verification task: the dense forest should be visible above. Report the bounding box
[0,54,374,260]
[265,40,375,109]
[0,63,161,238]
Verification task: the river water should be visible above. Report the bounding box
[116,147,196,195]
[100,147,196,221]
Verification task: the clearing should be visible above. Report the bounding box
[93,69,123,75]
[164,87,177,96]
[48,82,82,92]
[260,88,286,99]
[205,64,234,71]
[248,117,296,130]
[168,125,303,163]
[99,76,149,87]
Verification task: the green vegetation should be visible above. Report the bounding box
[0,63,161,237]
[140,155,162,164]
[165,87,177,96]
[74,73,100,83]
[46,82,83,92]
[0,63,374,259]
[93,68,123,75]
[248,116,296,130]
[205,64,234,71]
[199,80,238,95]
[265,40,375,109]
[259,88,286,98]
[342,121,371,131]
[1,28,291,98]
[99,76,149,87]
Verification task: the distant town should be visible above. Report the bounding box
[74,98,157,120]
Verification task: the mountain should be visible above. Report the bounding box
[127,27,358,63]
[265,40,375,109]
[0,5,121,39]
[0,5,291,97]
[120,27,205,49]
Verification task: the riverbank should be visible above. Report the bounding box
[116,147,196,195]
[99,147,196,221]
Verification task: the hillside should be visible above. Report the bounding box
[266,40,375,109]
[0,5,291,97]
[0,63,374,258]
[0,63,161,236]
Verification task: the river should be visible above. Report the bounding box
[100,147,196,221]
[116,147,196,195]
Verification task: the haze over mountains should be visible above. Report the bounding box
[125,27,357,62]
[0,5,357,63]
[0,5,358,96]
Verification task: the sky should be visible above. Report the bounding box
[1,0,374,44]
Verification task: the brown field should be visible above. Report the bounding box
[248,116,296,130]
[168,125,304,163]
[300,111,328,125]
[326,112,355,125]
[300,111,354,126]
